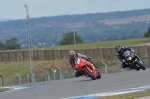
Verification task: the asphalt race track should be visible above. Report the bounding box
[1,69,150,99]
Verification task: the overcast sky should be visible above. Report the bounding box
[1,0,150,20]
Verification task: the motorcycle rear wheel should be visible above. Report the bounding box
[85,69,96,80]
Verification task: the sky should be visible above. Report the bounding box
[1,0,150,20]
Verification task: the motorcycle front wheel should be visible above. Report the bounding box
[84,69,96,80]
[96,71,101,79]
[135,60,146,70]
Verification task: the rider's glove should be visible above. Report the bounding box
[88,57,91,59]
[74,70,77,72]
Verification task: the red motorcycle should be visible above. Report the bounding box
[74,57,101,80]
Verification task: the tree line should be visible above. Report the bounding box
[0,26,149,51]
[144,27,150,37]
[60,26,150,45]
[0,37,21,50]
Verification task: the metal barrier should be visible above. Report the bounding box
[0,75,4,86]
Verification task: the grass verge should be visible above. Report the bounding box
[98,90,150,99]
[41,38,150,50]
[0,88,10,92]
[0,59,121,85]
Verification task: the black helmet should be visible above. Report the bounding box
[68,50,76,59]
[115,45,122,52]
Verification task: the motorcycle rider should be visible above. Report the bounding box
[115,45,135,69]
[68,50,98,77]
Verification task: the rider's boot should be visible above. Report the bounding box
[122,62,129,69]
[136,68,140,71]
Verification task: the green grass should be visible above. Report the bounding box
[0,60,70,78]
[0,60,74,85]
[98,90,150,99]
[0,88,10,92]
[0,59,120,78]
[0,59,121,85]
[41,38,150,50]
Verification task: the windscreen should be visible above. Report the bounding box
[123,50,130,58]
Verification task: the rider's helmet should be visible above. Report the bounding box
[68,50,76,59]
[115,45,122,52]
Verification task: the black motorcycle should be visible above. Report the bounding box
[123,50,146,71]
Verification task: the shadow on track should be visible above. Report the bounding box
[75,78,93,82]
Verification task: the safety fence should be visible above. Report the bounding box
[0,46,149,62]
[2,66,75,86]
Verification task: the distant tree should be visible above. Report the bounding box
[5,37,21,50]
[60,32,84,45]
[144,27,150,37]
[0,42,6,50]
